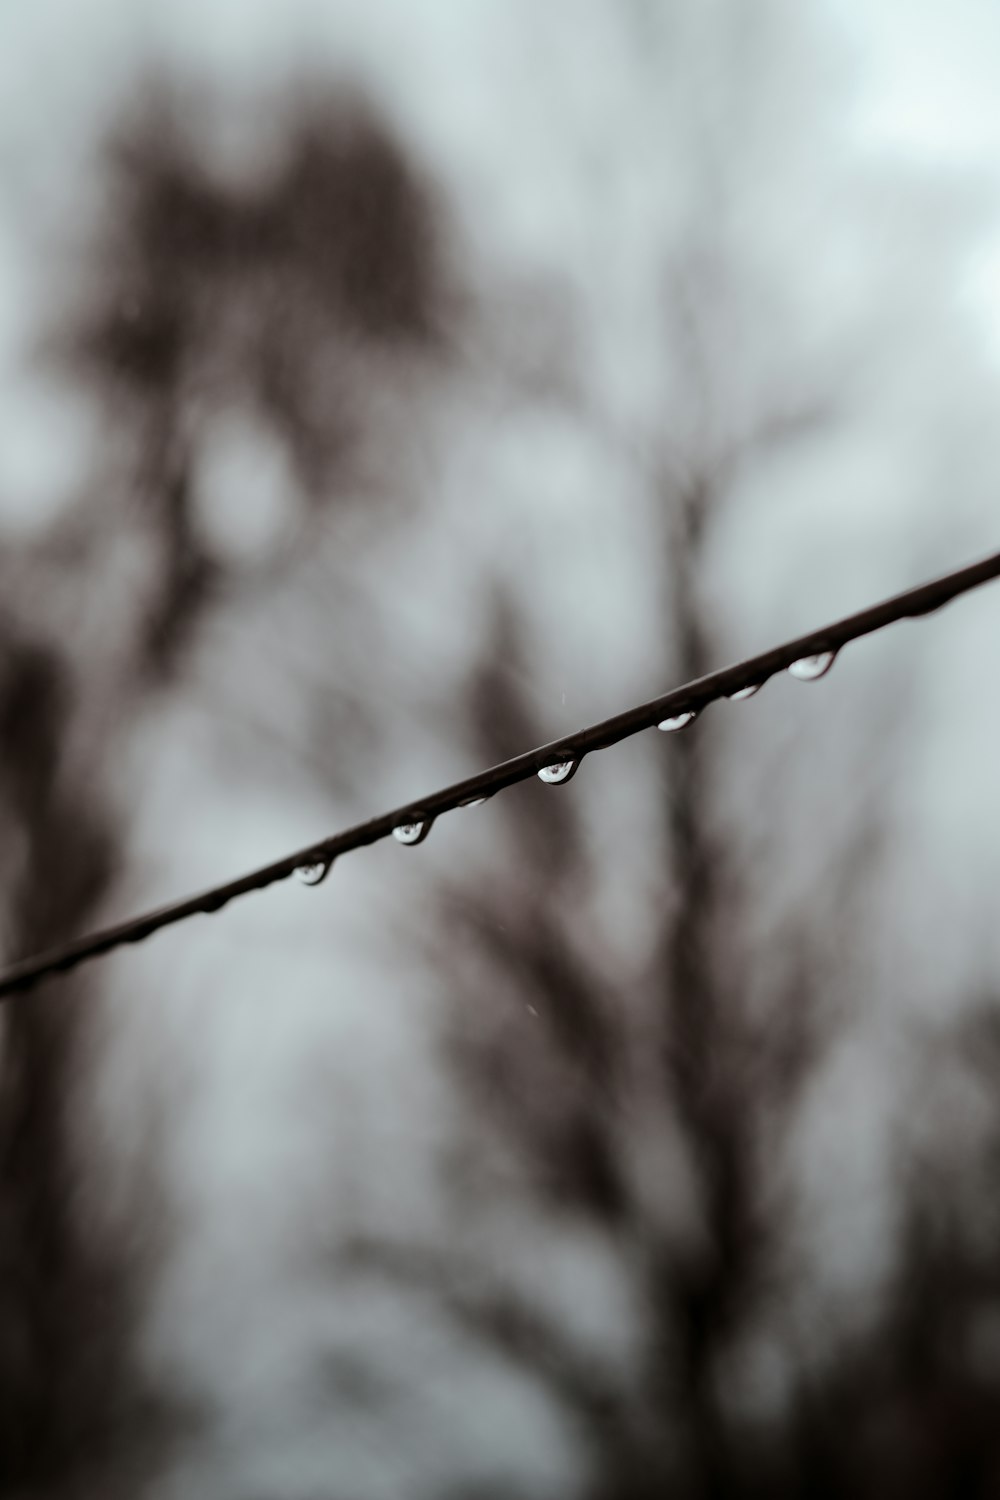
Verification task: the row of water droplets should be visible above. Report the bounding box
[538,649,836,780]
[654,647,836,733]
[294,796,491,881]
[388,790,493,852]
[295,648,837,879]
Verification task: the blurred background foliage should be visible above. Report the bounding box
[3,2,1000,1495]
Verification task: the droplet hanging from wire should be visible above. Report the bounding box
[539,762,578,786]
[393,818,433,846]
[537,758,578,785]
[788,650,837,682]
[657,710,698,732]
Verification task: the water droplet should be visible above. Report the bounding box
[727,682,762,702]
[788,650,837,682]
[537,759,577,785]
[657,710,697,732]
[393,819,431,846]
[458,794,490,809]
[295,859,331,886]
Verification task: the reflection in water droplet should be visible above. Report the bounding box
[295,859,330,886]
[393,819,430,845]
[727,682,762,702]
[537,759,577,785]
[657,710,697,732]
[788,650,837,681]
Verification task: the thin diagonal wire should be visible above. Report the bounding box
[1,548,998,1000]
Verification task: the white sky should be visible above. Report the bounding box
[834,0,1000,333]
[1,0,999,528]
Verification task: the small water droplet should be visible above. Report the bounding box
[657,710,697,732]
[537,759,577,785]
[788,650,837,682]
[727,682,762,702]
[295,859,331,886]
[393,819,431,845]
[458,794,490,809]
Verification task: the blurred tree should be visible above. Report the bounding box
[0,83,444,1496]
[322,5,1000,1498]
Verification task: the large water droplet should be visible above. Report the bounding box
[393,819,431,846]
[295,859,331,886]
[537,759,577,785]
[727,682,762,702]
[788,650,837,682]
[657,710,697,732]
